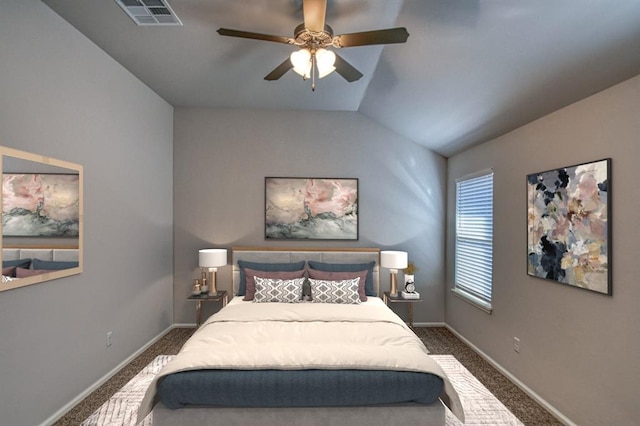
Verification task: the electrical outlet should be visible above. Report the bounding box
[513,337,520,353]
[106,331,113,348]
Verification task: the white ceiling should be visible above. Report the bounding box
[41,0,640,157]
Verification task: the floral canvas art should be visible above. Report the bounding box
[265,177,358,240]
[2,173,80,237]
[526,159,611,295]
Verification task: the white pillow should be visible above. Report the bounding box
[253,276,305,303]
[309,278,361,304]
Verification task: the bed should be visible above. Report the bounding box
[138,247,464,426]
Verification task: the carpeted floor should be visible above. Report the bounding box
[413,328,561,425]
[54,326,562,426]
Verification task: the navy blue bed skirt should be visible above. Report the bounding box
[157,369,444,409]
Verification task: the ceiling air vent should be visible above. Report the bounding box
[115,0,182,26]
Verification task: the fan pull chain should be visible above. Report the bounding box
[311,51,317,91]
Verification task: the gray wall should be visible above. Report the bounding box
[446,75,640,425]
[0,2,174,425]
[174,108,447,325]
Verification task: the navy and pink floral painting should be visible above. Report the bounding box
[265,177,358,240]
[2,173,80,237]
[526,159,611,295]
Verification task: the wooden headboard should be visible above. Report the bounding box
[231,247,381,296]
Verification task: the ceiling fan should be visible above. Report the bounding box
[217,0,409,90]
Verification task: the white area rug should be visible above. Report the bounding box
[431,355,523,425]
[81,354,523,426]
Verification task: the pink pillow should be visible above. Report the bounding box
[307,269,368,301]
[243,268,306,301]
[16,267,52,278]
[2,266,16,277]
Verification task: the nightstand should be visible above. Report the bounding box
[383,291,422,328]
[188,290,228,326]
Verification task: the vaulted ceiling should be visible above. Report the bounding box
[42,0,640,157]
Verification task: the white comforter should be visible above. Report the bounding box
[137,298,464,422]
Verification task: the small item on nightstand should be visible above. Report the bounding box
[192,279,201,295]
[401,270,419,299]
[200,271,209,293]
[401,290,420,299]
[199,270,208,293]
[404,277,415,293]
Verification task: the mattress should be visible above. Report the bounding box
[138,297,464,422]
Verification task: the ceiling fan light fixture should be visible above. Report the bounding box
[315,48,336,79]
[218,0,409,89]
[290,49,312,79]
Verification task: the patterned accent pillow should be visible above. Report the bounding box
[243,268,306,301]
[308,278,361,304]
[253,277,305,303]
[307,269,368,301]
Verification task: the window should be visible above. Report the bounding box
[454,170,494,313]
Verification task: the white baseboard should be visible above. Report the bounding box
[413,322,446,327]
[173,322,197,328]
[445,325,576,426]
[41,324,176,426]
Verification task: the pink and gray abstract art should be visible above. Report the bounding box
[266,178,358,240]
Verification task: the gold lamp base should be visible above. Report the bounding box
[390,270,398,297]
[207,268,218,296]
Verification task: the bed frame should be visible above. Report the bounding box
[149,247,446,426]
[152,402,445,426]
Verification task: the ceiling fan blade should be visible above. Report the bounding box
[264,58,293,81]
[334,27,409,48]
[217,28,293,45]
[333,53,363,82]
[303,0,327,33]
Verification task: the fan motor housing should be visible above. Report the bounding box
[293,23,334,48]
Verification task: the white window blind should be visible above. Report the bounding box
[454,170,494,311]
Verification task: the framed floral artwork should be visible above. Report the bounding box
[526,158,611,295]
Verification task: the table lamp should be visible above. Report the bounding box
[199,248,227,296]
[381,250,408,297]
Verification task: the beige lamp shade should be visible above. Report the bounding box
[199,248,227,268]
[380,250,408,270]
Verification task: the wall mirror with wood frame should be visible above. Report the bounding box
[1,146,83,292]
